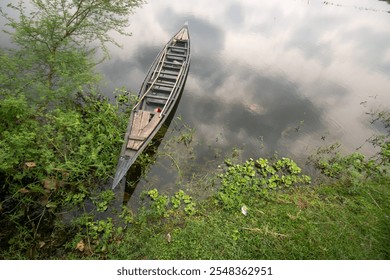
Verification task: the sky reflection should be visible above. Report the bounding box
[101,1,390,203]
[98,1,390,167]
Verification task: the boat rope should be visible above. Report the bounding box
[132,46,169,110]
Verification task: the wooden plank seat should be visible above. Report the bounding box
[157,76,177,83]
[151,88,173,94]
[128,135,146,141]
[146,100,166,106]
[168,45,187,51]
[166,53,186,60]
[162,65,181,72]
[147,81,175,88]
[146,94,169,100]
[164,61,183,67]
[154,70,179,77]
[127,110,151,150]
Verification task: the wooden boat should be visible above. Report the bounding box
[112,24,191,189]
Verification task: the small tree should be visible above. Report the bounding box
[1,0,144,100]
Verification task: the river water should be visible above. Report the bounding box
[99,0,390,204]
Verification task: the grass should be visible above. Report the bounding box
[98,175,389,260]
[64,149,390,260]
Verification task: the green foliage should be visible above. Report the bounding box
[0,0,144,100]
[0,0,145,259]
[119,206,134,226]
[217,157,311,211]
[95,149,389,260]
[0,92,126,183]
[86,218,114,251]
[92,190,115,212]
[370,111,390,165]
[0,91,128,258]
[96,173,389,260]
[310,111,389,190]
[143,188,170,218]
[140,189,197,219]
[173,190,197,216]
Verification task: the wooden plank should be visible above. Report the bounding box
[162,65,181,72]
[148,81,174,88]
[127,111,151,150]
[146,100,166,106]
[139,113,161,138]
[167,53,186,59]
[129,135,146,141]
[140,111,151,129]
[158,76,176,83]
[146,94,169,100]
[152,87,173,94]
[164,62,182,68]
[168,49,185,55]
[169,45,187,51]
[154,70,177,76]
[174,29,189,41]
[130,111,142,136]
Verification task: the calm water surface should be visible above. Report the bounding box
[98,0,390,203]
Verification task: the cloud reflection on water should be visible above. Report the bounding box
[99,1,390,162]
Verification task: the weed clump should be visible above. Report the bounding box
[217,157,311,211]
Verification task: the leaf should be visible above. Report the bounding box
[19,187,30,194]
[241,205,248,216]
[76,240,85,252]
[25,161,37,168]
[38,241,45,248]
[43,178,57,190]
[45,201,57,208]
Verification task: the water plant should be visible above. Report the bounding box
[141,188,197,219]
[216,157,311,211]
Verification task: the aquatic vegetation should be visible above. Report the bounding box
[141,189,197,219]
[309,111,390,188]
[217,157,311,210]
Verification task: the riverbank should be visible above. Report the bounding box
[0,89,388,259]
[106,176,389,259]
[84,143,389,260]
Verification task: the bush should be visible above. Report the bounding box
[0,91,128,258]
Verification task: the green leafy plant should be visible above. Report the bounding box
[141,189,197,219]
[0,91,129,257]
[217,157,311,210]
[1,0,144,101]
[172,190,197,216]
[92,190,115,212]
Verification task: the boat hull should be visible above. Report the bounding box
[112,25,191,189]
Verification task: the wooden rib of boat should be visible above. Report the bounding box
[112,24,191,189]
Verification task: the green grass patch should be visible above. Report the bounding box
[100,176,389,260]
[71,140,389,260]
